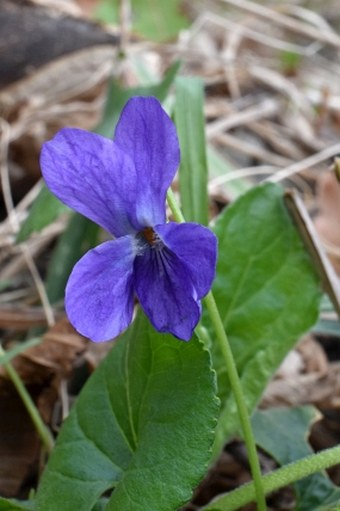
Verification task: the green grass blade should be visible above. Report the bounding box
[96,61,180,138]
[0,337,42,366]
[174,76,209,225]
[45,214,99,304]
[16,185,68,242]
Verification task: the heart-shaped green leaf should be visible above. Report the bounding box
[0,498,34,510]
[35,311,219,511]
[205,183,321,453]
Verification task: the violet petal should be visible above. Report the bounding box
[65,237,135,341]
[114,97,180,228]
[155,222,217,298]
[134,246,200,341]
[40,128,141,237]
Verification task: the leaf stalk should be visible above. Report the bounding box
[166,187,267,511]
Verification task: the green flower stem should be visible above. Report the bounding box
[0,345,54,453]
[202,445,340,510]
[0,337,42,366]
[167,187,186,223]
[166,188,267,511]
[203,292,266,511]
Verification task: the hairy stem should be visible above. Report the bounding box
[202,445,340,510]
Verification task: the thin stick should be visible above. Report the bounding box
[206,98,279,139]
[266,142,340,183]
[215,132,293,168]
[184,11,320,55]
[0,120,55,327]
[220,0,340,48]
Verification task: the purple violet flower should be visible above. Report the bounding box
[40,96,217,341]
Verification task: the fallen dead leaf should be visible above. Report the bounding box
[314,171,340,274]
[0,318,88,496]
[1,318,87,384]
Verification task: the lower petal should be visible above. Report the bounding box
[155,222,217,298]
[65,237,135,342]
[134,247,201,341]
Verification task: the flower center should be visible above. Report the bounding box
[142,227,157,246]
[135,227,164,255]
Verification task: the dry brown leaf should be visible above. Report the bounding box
[0,304,59,330]
[262,362,340,409]
[297,335,329,374]
[0,318,88,497]
[4,318,87,384]
[314,171,340,274]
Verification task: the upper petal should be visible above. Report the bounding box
[134,246,200,341]
[65,237,136,342]
[40,128,141,237]
[114,97,180,227]
[155,222,217,299]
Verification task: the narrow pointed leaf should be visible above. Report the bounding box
[96,61,180,138]
[175,76,209,225]
[0,337,41,366]
[45,213,99,303]
[16,185,68,242]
